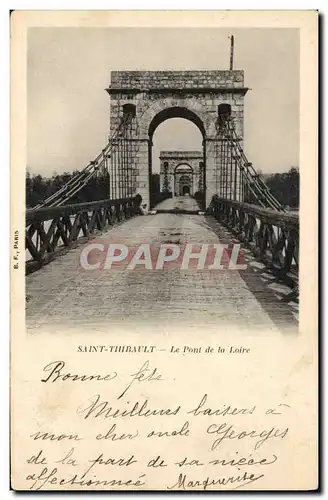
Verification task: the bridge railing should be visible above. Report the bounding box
[26,197,139,274]
[209,196,299,296]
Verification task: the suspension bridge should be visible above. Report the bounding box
[25,69,299,333]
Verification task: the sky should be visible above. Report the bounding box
[27,27,299,176]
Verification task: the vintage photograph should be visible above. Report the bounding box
[25,26,300,335]
[11,11,318,492]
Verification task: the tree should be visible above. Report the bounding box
[25,170,111,208]
[264,167,299,208]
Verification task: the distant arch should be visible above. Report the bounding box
[174,163,194,173]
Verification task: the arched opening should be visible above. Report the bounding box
[174,164,194,196]
[122,103,136,118]
[217,103,231,128]
[148,107,206,138]
[148,107,206,208]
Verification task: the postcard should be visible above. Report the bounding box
[11,10,318,491]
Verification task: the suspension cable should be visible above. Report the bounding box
[226,121,284,210]
[31,114,134,209]
[220,119,285,211]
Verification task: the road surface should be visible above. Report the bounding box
[26,197,298,335]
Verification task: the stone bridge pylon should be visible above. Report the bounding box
[106,70,248,208]
[159,150,204,196]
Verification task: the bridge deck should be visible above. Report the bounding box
[154,195,200,212]
[26,197,298,335]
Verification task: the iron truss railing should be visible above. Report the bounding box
[210,196,299,300]
[26,197,140,274]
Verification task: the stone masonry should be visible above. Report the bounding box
[159,150,204,196]
[106,70,248,208]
